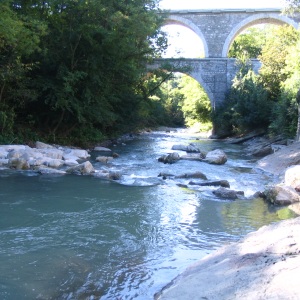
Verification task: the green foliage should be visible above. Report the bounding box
[269,38,300,138]
[0,0,167,145]
[143,73,212,131]
[212,59,270,136]
[228,26,268,58]
[178,75,212,128]
[259,25,299,100]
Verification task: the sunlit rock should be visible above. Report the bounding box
[63,148,90,160]
[204,149,227,165]
[285,165,300,189]
[36,166,66,175]
[158,152,180,164]
[8,157,30,170]
[94,146,112,152]
[96,156,114,163]
[39,149,64,160]
[66,161,95,175]
[35,141,55,149]
[180,153,205,161]
[265,184,300,206]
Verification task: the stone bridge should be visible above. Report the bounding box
[153,8,300,107]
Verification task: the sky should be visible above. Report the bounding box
[159,0,286,58]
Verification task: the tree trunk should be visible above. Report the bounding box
[296,89,300,141]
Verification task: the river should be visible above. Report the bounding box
[0,129,296,299]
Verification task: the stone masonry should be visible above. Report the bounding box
[154,9,300,107]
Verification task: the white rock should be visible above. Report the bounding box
[285,165,300,188]
[0,158,9,166]
[66,161,95,175]
[96,156,113,163]
[39,149,64,160]
[63,148,90,159]
[64,160,79,166]
[204,149,227,165]
[36,166,66,175]
[35,141,55,149]
[94,146,112,152]
[0,147,8,159]
[42,158,64,169]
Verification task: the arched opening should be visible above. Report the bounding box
[223,14,299,57]
[149,72,213,133]
[161,24,205,58]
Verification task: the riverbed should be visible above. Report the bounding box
[0,129,296,299]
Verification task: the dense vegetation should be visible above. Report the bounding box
[0,0,167,146]
[1,0,300,145]
[212,22,300,140]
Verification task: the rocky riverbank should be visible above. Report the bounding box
[156,138,300,300]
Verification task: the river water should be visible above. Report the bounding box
[0,129,296,299]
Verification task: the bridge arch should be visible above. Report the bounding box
[165,15,209,57]
[222,13,299,57]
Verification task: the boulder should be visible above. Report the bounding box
[66,161,95,175]
[172,143,202,153]
[8,157,30,170]
[94,170,122,180]
[2,145,27,151]
[189,180,230,188]
[204,149,227,165]
[94,146,112,152]
[252,145,273,157]
[35,141,55,149]
[40,149,64,160]
[7,149,25,159]
[36,166,66,175]
[213,187,244,200]
[63,159,79,166]
[285,165,300,189]
[63,148,90,160]
[0,148,8,159]
[96,156,114,164]
[42,158,64,169]
[0,158,9,166]
[171,144,188,151]
[264,184,300,205]
[158,152,180,164]
[180,153,205,161]
[175,172,207,180]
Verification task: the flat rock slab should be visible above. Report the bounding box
[156,217,300,300]
[257,142,300,175]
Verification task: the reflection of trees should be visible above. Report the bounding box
[221,198,296,236]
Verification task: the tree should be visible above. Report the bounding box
[228,26,268,59]
[178,75,212,129]
[1,0,167,145]
[271,38,300,139]
[283,0,300,12]
[0,0,46,139]
[259,25,299,100]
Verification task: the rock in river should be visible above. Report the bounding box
[203,149,227,165]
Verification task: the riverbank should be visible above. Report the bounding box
[156,140,300,300]
[156,216,300,300]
